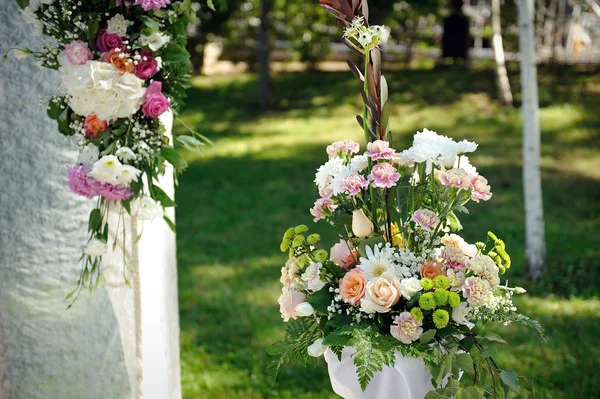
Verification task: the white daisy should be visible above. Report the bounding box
[358,244,398,281]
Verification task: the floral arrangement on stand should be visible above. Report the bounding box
[9,0,210,304]
[268,1,546,398]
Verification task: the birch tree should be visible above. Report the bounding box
[258,0,274,110]
[518,0,546,280]
[491,0,513,106]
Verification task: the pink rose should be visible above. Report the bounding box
[411,209,439,231]
[366,140,396,160]
[135,50,159,80]
[65,40,93,65]
[133,0,170,10]
[368,163,400,188]
[278,288,306,322]
[96,29,123,53]
[330,239,352,266]
[390,312,423,344]
[142,81,169,118]
[470,175,492,202]
[341,173,369,195]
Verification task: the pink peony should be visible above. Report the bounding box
[96,29,124,53]
[439,168,472,190]
[390,312,423,344]
[96,182,133,201]
[366,140,396,160]
[65,40,93,65]
[368,163,400,188]
[470,175,492,202]
[310,197,337,222]
[341,173,369,195]
[142,81,170,118]
[135,50,159,80]
[326,139,360,158]
[410,209,439,231]
[133,0,170,10]
[462,277,492,308]
[278,288,306,322]
[66,165,99,198]
[441,244,467,270]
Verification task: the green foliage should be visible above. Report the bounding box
[267,319,321,380]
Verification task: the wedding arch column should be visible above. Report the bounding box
[0,2,181,398]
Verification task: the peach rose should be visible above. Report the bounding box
[339,269,367,305]
[420,260,445,279]
[360,272,401,313]
[341,249,360,270]
[84,115,108,137]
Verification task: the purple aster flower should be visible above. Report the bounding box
[67,165,99,199]
[96,182,134,201]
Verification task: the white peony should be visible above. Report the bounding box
[107,14,134,37]
[77,144,100,167]
[88,155,123,185]
[398,277,422,300]
[451,302,474,329]
[139,31,170,51]
[134,196,163,221]
[63,61,145,121]
[85,238,107,257]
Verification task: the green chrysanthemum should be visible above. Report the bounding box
[298,254,309,267]
[433,289,449,306]
[410,307,424,322]
[307,233,321,245]
[448,291,461,308]
[433,275,450,290]
[283,228,295,240]
[420,278,434,291]
[313,249,328,262]
[291,235,305,248]
[419,293,436,310]
[295,224,309,234]
[433,309,450,329]
[280,239,291,252]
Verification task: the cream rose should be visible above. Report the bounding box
[278,288,306,322]
[360,272,401,313]
[398,277,422,300]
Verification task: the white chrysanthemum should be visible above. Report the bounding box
[106,14,134,37]
[77,144,99,167]
[314,157,345,194]
[139,31,170,51]
[119,165,141,185]
[116,146,136,163]
[85,238,107,257]
[350,154,369,172]
[134,196,163,221]
[358,244,410,281]
[88,155,123,185]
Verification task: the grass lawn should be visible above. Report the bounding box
[175,64,600,398]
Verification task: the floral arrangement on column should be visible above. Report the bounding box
[9,0,210,304]
[268,1,547,398]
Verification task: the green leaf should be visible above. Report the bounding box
[483,332,507,344]
[47,101,62,120]
[420,329,437,344]
[380,101,390,137]
[358,236,385,257]
[88,208,102,233]
[446,212,463,232]
[15,0,29,9]
[500,370,519,392]
[160,146,188,170]
[139,15,159,31]
[424,391,446,399]
[207,0,215,10]
[481,345,497,358]
[454,353,474,374]
[461,386,481,399]
[57,108,72,136]
[306,288,332,313]
[161,44,190,63]
[163,215,176,233]
[151,184,175,207]
[177,135,205,153]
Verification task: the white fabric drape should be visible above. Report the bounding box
[0,2,128,398]
[325,347,434,399]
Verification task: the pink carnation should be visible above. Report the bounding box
[366,140,396,160]
[390,312,423,344]
[441,244,467,270]
[462,277,492,308]
[368,163,400,188]
[411,209,439,231]
[135,50,159,80]
[142,81,170,118]
[96,182,133,201]
[67,165,99,199]
[310,197,337,222]
[133,0,170,10]
[341,173,369,195]
[96,29,124,53]
[470,175,492,202]
[65,40,93,66]
[439,168,471,190]
[326,139,360,158]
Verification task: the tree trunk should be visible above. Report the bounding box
[542,0,558,61]
[534,0,546,50]
[491,0,513,107]
[518,0,546,281]
[258,0,274,110]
